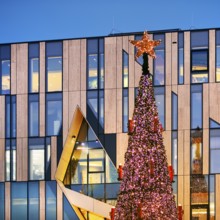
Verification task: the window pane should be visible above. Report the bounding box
[172,92,178,130]
[191,73,208,83]
[47,56,62,92]
[88,149,104,172]
[154,50,165,85]
[29,95,39,136]
[0,183,4,220]
[123,89,128,132]
[28,182,39,220]
[46,93,62,136]
[29,58,39,92]
[154,87,165,128]
[99,90,104,130]
[99,53,104,89]
[5,96,11,138]
[63,195,78,220]
[1,60,10,94]
[5,140,10,181]
[209,175,215,219]
[123,51,129,88]
[172,131,178,175]
[46,181,57,220]
[216,46,220,82]
[191,85,202,129]
[191,31,208,49]
[29,138,45,180]
[11,139,16,181]
[192,50,208,71]
[88,54,98,89]
[178,48,184,84]
[210,129,220,173]
[11,182,27,220]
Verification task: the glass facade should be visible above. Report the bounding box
[46,42,62,92]
[216,30,220,82]
[0,45,10,94]
[46,181,57,220]
[178,32,184,84]
[0,183,4,219]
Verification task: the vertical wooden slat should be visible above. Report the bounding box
[80,39,87,91]
[16,44,28,94]
[203,128,209,174]
[203,84,209,129]
[63,91,69,146]
[40,42,45,94]
[0,139,5,181]
[5,182,10,220]
[40,93,45,137]
[171,32,178,86]
[40,181,45,220]
[165,85,172,131]
[184,32,190,85]
[17,94,28,138]
[63,40,69,92]
[165,33,172,86]
[105,89,117,133]
[162,130,171,164]
[16,138,28,181]
[0,96,5,138]
[57,184,63,220]
[105,37,117,89]
[69,40,81,91]
[209,30,215,83]
[122,36,129,52]
[134,62,142,88]
[183,175,190,220]
[128,35,135,88]
[116,37,123,89]
[116,133,128,167]
[11,44,17,94]
[51,136,57,180]
[80,90,87,116]
[178,130,184,176]
[129,87,134,119]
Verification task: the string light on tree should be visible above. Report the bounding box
[113,31,178,220]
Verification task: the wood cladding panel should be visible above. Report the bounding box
[80,39,87,91]
[40,181,45,220]
[63,91,69,146]
[57,183,63,220]
[129,87,134,119]
[116,37,123,89]
[165,86,172,131]
[171,32,178,86]
[162,130,171,165]
[17,94,28,138]
[63,40,69,92]
[11,44,17,94]
[51,136,57,180]
[0,96,5,138]
[105,37,117,89]
[5,182,10,220]
[203,84,209,129]
[165,33,172,86]
[209,30,215,83]
[68,40,81,91]
[184,32,190,85]
[178,85,190,130]
[105,89,117,133]
[80,90,87,116]
[17,138,28,181]
[40,42,46,94]
[40,93,45,136]
[128,35,135,88]
[216,175,220,220]
[0,139,5,181]
[116,133,128,167]
[16,44,28,94]
[209,83,220,123]
[203,128,209,174]
[178,130,184,176]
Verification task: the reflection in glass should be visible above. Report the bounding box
[154,87,165,128]
[172,92,178,130]
[29,138,45,180]
[47,57,62,92]
[88,54,98,89]
[63,195,78,220]
[191,31,208,49]
[192,50,208,71]
[11,182,27,220]
[191,85,202,129]
[29,94,39,136]
[172,132,178,175]
[64,118,120,204]
[123,89,128,132]
[178,32,184,84]
[210,129,220,173]
[0,183,4,219]
[123,50,129,88]
[99,90,104,130]
[191,128,203,174]
[46,93,62,136]
[216,30,220,81]
[209,175,215,219]
[99,53,104,89]
[28,182,39,220]
[1,60,10,94]
[46,181,57,220]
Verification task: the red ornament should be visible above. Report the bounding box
[178,205,184,220]
[154,116,159,132]
[128,119,136,135]
[110,207,115,220]
[117,165,123,181]
[149,160,154,177]
[137,202,143,219]
[168,165,174,182]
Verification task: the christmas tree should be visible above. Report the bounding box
[114,32,178,219]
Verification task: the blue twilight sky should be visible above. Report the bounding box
[1,0,220,44]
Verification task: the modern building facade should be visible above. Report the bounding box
[0,27,220,219]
